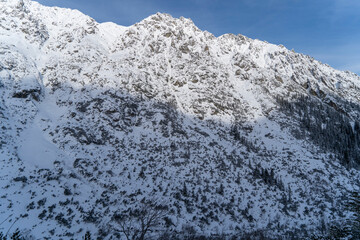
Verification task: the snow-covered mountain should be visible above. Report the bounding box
[1,0,360,239]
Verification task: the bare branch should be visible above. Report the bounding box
[114,199,168,240]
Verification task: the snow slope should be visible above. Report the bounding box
[0,0,360,239]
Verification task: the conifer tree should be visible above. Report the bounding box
[10,230,23,240]
[0,232,6,240]
[84,231,91,240]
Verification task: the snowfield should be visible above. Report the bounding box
[0,0,360,239]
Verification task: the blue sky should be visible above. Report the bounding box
[37,0,360,74]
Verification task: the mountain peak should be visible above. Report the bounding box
[147,12,174,21]
[138,12,197,30]
[144,12,193,23]
[0,0,28,9]
[1,1,360,239]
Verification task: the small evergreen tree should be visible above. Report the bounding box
[84,231,91,240]
[0,232,6,240]
[217,183,224,195]
[347,191,360,239]
[182,182,188,197]
[10,230,22,240]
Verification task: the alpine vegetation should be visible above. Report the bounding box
[0,0,360,239]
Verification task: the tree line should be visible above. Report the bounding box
[276,94,360,168]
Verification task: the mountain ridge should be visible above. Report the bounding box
[0,1,360,239]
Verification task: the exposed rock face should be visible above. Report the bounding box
[1,0,360,239]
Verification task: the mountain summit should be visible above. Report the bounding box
[0,0,359,239]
